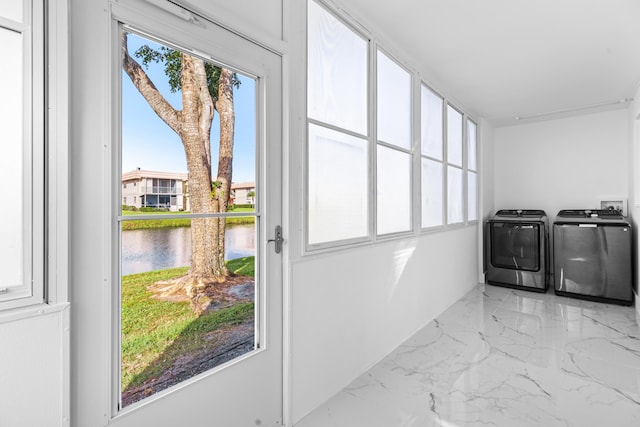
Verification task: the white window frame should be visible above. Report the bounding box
[445,103,465,226]
[375,46,414,238]
[419,83,445,231]
[304,0,481,253]
[466,118,479,223]
[0,0,45,310]
[307,122,370,247]
[305,0,372,252]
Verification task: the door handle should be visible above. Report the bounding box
[267,225,284,254]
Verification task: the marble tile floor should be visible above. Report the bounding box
[295,284,640,427]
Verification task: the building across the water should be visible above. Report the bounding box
[122,169,255,211]
[230,181,256,205]
[121,169,189,211]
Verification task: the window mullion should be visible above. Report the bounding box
[370,39,377,241]
[412,75,421,234]
[463,114,468,224]
[307,117,368,141]
[376,140,412,155]
[443,99,449,225]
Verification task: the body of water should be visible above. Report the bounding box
[121,223,256,276]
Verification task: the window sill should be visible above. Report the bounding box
[302,221,478,258]
[0,301,70,325]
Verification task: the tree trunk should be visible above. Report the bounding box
[179,53,229,283]
[122,33,236,307]
[212,68,235,278]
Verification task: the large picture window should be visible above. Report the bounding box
[376,49,412,236]
[0,0,44,309]
[306,0,479,250]
[421,85,444,228]
[446,104,464,225]
[307,0,369,247]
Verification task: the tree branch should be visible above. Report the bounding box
[121,32,181,135]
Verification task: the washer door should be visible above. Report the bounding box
[490,222,540,271]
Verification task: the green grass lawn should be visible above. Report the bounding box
[121,256,255,391]
[121,207,255,230]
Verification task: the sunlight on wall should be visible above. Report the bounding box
[387,241,417,299]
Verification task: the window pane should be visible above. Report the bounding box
[421,158,443,228]
[377,145,411,235]
[120,218,257,407]
[421,85,443,160]
[308,124,368,244]
[377,50,411,149]
[447,105,463,167]
[0,0,23,23]
[447,166,463,224]
[121,33,259,406]
[468,120,477,171]
[0,28,24,292]
[468,171,477,222]
[308,0,367,135]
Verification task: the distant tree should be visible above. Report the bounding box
[122,32,240,302]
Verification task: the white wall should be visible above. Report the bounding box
[494,109,630,218]
[180,0,283,45]
[480,119,495,219]
[479,118,495,276]
[629,89,640,312]
[0,309,69,427]
[289,228,478,422]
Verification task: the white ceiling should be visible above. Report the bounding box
[336,0,640,126]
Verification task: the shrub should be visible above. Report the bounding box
[140,207,170,212]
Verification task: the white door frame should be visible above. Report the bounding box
[71,1,284,425]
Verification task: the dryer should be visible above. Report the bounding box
[486,209,549,292]
[554,209,633,305]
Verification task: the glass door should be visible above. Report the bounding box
[111,3,282,426]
